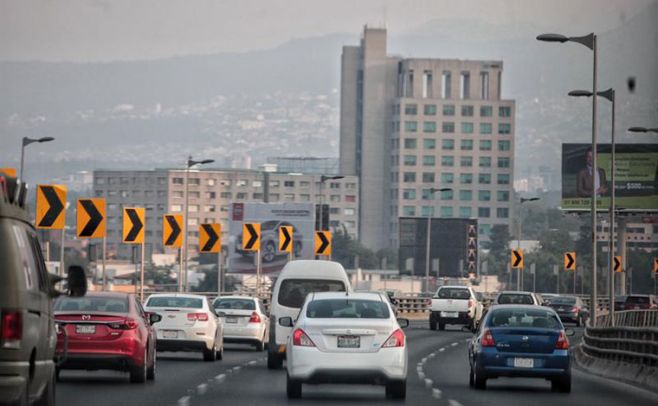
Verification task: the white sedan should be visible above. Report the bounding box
[212,296,269,351]
[281,291,409,399]
[144,293,224,361]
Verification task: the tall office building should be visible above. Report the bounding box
[340,26,515,250]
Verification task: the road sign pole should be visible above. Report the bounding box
[179,248,183,292]
[573,267,577,295]
[45,241,50,262]
[217,250,222,296]
[60,226,65,277]
[256,249,261,294]
[554,265,560,294]
[102,236,107,290]
[140,241,145,302]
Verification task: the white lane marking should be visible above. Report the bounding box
[226,369,233,374]
[248,360,257,365]
[424,378,433,388]
[177,396,191,406]
[451,342,459,347]
[464,338,471,342]
[448,400,464,406]
[214,374,226,383]
[428,353,436,358]
[439,348,446,352]
[197,383,208,395]
[421,357,427,363]
[432,388,442,399]
[232,366,241,372]
[418,371,426,380]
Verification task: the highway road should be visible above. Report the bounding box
[56,321,658,406]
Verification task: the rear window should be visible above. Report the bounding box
[306,299,390,319]
[214,298,255,310]
[497,293,534,305]
[488,308,561,329]
[55,296,128,313]
[625,296,649,305]
[550,297,576,305]
[437,288,470,299]
[278,279,346,309]
[146,296,203,309]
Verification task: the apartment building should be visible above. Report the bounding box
[340,26,515,250]
[93,169,359,260]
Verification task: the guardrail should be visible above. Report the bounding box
[393,296,432,314]
[582,310,658,368]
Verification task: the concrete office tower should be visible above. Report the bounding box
[340,26,515,250]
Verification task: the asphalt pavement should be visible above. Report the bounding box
[55,322,658,406]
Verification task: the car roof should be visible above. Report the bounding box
[146,293,208,300]
[498,291,534,295]
[69,291,130,299]
[212,295,258,302]
[278,260,348,280]
[308,291,384,301]
[488,304,556,312]
[438,285,470,289]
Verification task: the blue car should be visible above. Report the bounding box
[468,304,574,392]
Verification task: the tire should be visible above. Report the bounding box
[385,380,406,399]
[147,347,156,380]
[286,374,302,399]
[429,316,437,331]
[35,368,55,406]
[216,344,224,361]
[130,348,148,383]
[55,367,61,382]
[552,373,571,393]
[255,337,265,352]
[473,363,486,390]
[203,341,218,362]
[576,317,581,327]
[438,320,446,331]
[267,350,283,369]
[469,366,475,388]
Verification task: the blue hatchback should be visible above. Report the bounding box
[468,304,574,392]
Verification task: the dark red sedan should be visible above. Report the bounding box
[54,292,161,383]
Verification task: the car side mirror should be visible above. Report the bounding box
[148,313,162,325]
[397,318,410,329]
[278,317,294,327]
[565,328,575,337]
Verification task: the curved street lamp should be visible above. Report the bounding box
[20,136,55,180]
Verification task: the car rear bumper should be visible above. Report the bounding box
[475,350,570,378]
[223,324,263,341]
[287,346,407,382]
[0,361,29,403]
[58,354,139,372]
[556,312,579,322]
[431,311,473,324]
[156,339,211,352]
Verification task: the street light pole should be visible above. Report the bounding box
[537,32,598,325]
[425,187,451,292]
[518,197,539,291]
[183,156,214,292]
[19,137,55,180]
[318,175,345,233]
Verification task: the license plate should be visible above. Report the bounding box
[514,358,534,368]
[337,335,360,348]
[75,325,96,334]
[225,317,238,324]
[163,330,178,339]
[441,311,458,318]
[558,308,565,312]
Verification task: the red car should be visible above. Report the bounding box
[54,292,161,383]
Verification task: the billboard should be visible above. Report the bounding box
[562,143,658,211]
[227,202,315,274]
[398,217,478,277]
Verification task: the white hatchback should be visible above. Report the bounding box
[281,292,409,399]
[212,296,269,351]
[144,293,224,361]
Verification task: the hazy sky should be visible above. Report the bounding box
[1,0,654,61]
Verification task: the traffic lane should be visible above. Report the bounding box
[192,321,472,405]
[422,335,658,406]
[55,344,265,406]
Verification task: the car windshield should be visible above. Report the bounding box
[488,308,562,329]
[55,296,128,313]
[146,296,203,309]
[497,294,534,305]
[214,298,256,310]
[550,297,577,305]
[625,296,649,305]
[306,299,390,319]
[437,288,470,299]
[278,279,345,308]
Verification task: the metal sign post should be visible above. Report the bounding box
[140,241,145,302]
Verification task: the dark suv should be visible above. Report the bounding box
[0,175,86,405]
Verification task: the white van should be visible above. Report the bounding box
[267,260,351,369]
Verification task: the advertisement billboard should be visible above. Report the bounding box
[562,143,658,211]
[398,217,478,277]
[227,202,315,274]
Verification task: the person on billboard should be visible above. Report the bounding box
[576,148,608,197]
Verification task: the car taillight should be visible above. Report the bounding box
[248,312,261,323]
[109,318,138,330]
[481,329,495,347]
[188,313,209,321]
[571,307,579,313]
[292,329,315,347]
[382,329,405,348]
[555,330,569,350]
[1,311,22,349]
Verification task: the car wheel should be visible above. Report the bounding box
[55,367,61,382]
[35,368,55,406]
[255,333,265,351]
[429,317,437,331]
[262,241,276,263]
[203,341,218,362]
[473,362,486,390]
[267,349,283,369]
[438,320,446,331]
[286,374,302,399]
[385,380,406,399]
[147,347,156,380]
[130,348,148,383]
[551,372,571,393]
[469,366,474,388]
